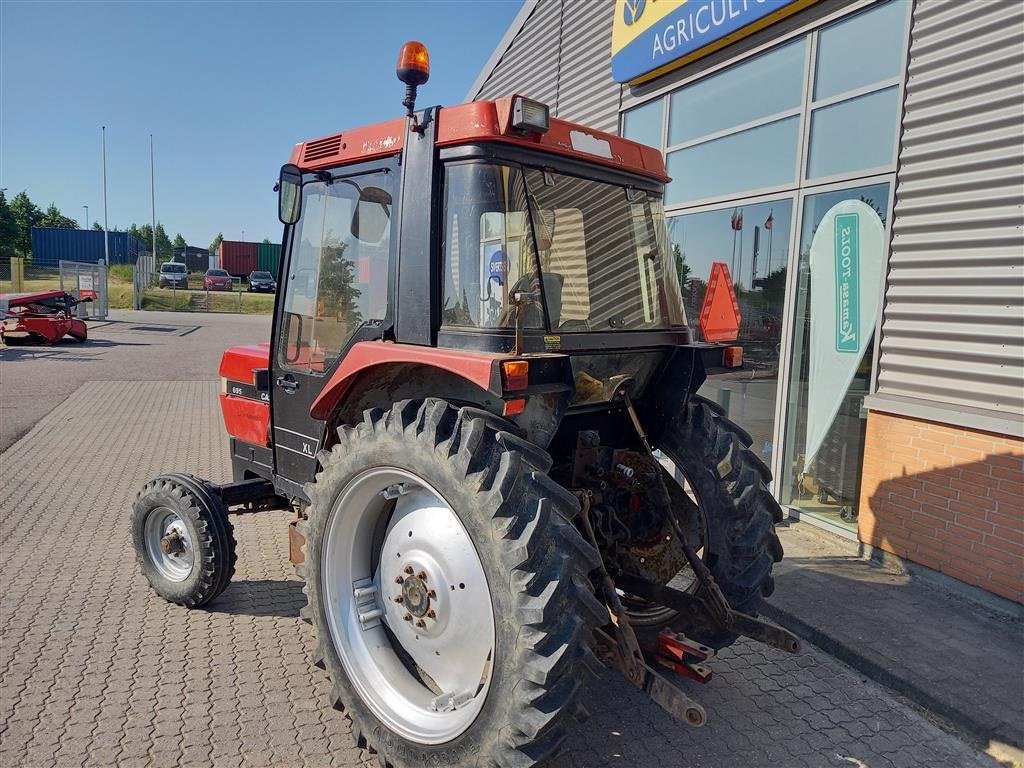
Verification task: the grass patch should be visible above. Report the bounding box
[140,288,191,311]
[0,276,61,293]
[208,290,275,314]
[108,264,134,282]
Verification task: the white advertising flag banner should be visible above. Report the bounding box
[804,200,885,472]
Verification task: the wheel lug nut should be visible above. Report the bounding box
[403,613,412,622]
[404,565,414,575]
[426,609,436,619]
[417,571,427,581]
[394,576,404,584]
[427,589,436,600]
[394,596,404,604]
[415,619,426,628]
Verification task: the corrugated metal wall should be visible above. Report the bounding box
[471,0,621,134]
[876,0,1024,418]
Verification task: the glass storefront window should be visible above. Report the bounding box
[666,117,799,204]
[668,39,805,146]
[806,87,900,179]
[814,1,908,100]
[668,198,793,467]
[623,98,664,150]
[781,183,890,532]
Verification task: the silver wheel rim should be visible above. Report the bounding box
[322,467,495,745]
[144,507,195,582]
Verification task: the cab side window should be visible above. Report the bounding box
[279,170,393,373]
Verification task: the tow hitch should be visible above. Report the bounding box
[612,571,802,656]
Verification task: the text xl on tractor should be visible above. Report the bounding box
[132,42,798,768]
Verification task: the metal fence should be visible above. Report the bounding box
[133,266,271,314]
[60,260,109,319]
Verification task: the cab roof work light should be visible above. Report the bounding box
[511,97,550,134]
[396,41,430,124]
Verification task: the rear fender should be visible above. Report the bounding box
[312,342,572,449]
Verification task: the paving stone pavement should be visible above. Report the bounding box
[0,380,998,768]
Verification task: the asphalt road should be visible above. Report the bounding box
[0,310,270,451]
[0,311,997,768]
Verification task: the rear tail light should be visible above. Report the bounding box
[500,360,529,391]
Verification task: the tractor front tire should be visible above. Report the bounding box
[658,394,784,649]
[298,399,604,768]
[132,474,237,607]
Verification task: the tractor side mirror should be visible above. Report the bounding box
[278,164,303,225]
[351,186,392,244]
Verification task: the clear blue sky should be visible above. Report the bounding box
[1,0,520,247]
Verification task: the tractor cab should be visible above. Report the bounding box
[220,43,696,499]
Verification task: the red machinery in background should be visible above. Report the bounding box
[0,290,90,345]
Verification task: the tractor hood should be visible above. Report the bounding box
[220,343,270,386]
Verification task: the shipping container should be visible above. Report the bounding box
[30,228,146,267]
[218,240,258,277]
[174,245,210,273]
[257,242,282,276]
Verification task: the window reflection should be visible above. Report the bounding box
[668,198,793,467]
[807,87,900,179]
[623,98,664,150]
[668,39,806,145]
[814,1,907,100]
[781,183,890,531]
[667,117,799,204]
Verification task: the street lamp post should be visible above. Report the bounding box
[83,205,89,230]
[101,127,109,264]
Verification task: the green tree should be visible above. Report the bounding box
[209,232,223,256]
[39,203,78,229]
[154,222,173,256]
[173,233,187,249]
[0,191,17,258]
[137,224,154,252]
[262,237,271,245]
[10,191,42,256]
[759,266,787,308]
[672,243,691,286]
[318,238,363,331]
[91,222,104,232]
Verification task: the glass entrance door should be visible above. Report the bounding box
[780,182,891,532]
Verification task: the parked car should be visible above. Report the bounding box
[204,269,234,291]
[158,261,189,290]
[247,271,277,293]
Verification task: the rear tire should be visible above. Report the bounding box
[132,474,236,607]
[655,394,784,649]
[299,399,604,768]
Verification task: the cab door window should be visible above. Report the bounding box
[279,170,392,373]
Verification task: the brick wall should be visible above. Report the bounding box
[858,410,1024,604]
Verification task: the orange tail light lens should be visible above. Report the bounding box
[396,41,430,86]
[501,360,529,391]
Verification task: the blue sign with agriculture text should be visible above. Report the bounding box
[611,0,813,84]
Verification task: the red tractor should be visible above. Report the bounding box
[132,42,795,767]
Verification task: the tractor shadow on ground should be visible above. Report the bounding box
[208,578,305,618]
[0,338,151,361]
